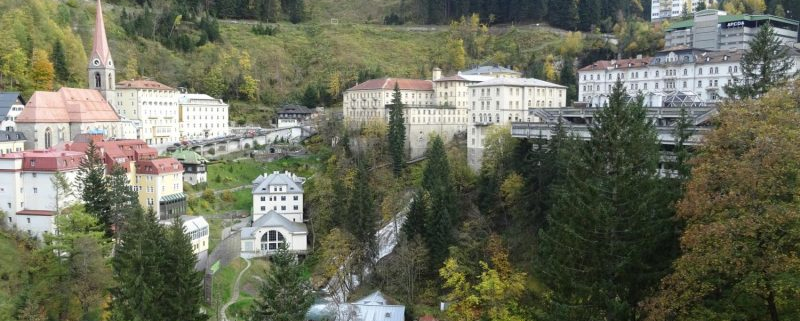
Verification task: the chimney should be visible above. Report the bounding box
[432,67,442,81]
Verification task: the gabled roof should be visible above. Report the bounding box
[171,149,208,165]
[136,158,183,175]
[241,211,308,238]
[278,104,313,114]
[0,92,24,118]
[17,87,120,123]
[434,73,495,83]
[0,131,25,142]
[252,171,304,194]
[468,77,566,89]
[347,78,433,91]
[117,79,175,91]
[461,65,521,76]
[579,57,653,72]
[350,291,405,321]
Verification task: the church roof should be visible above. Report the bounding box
[90,0,112,66]
[241,211,308,239]
[17,87,120,123]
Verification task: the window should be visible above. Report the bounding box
[26,218,30,223]
[281,206,286,210]
[293,195,299,201]
[261,230,285,251]
[95,72,101,87]
[261,196,265,201]
[281,196,286,201]
[293,205,299,210]
[33,188,37,194]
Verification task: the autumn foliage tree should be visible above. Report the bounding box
[645,81,800,321]
[30,49,54,91]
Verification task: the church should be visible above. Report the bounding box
[16,0,125,150]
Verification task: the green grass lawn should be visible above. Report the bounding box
[0,233,24,317]
[208,258,271,321]
[207,156,321,191]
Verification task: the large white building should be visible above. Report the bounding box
[0,150,84,238]
[665,10,799,50]
[178,94,230,140]
[115,80,181,144]
[466,78,567,169]
[0,93,25,132]
[651,0,716,21]
[241,171,308,258]
[577,47,800,108]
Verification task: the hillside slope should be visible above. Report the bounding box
[0,233,26,318]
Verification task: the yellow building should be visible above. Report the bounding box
[0,131,25,154]
[134,158,186,220]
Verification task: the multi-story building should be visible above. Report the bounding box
[161,215,209,255]
[459,65,522,78]
[178,94,230,140]
[577,47,800,107]
[277,105,313,128]
[0,131,25,154]
[0,150,85,238]
[666,10,799,50]
[134,158,185,220]
[170,149,208,185]
[0,92,25,132]
[251,171,305,223]
[343,78,435,124]
[651,0,716,21]
[115,79,181,144]
[466,78,568,169]
[241,171,308,258]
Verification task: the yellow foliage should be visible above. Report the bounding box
[559,31,584,57]
[544,54,557,82]
[31,49,54,91]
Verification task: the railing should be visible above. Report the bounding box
[510,122,710,146]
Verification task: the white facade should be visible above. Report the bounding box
[651,0,716,21]
[343,79,435,124]
[116,80,181,144]
[0,150,84,239]
[0,93,25,132]
[577,48,800,107]
[466,78,568,170]
[160,215,209,255]
[251,171,305,223]
[178,94,230,140]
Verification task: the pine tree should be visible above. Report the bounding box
[108,164,141,240]
[111,207,166,321]
[559,56,578,105]
[536,81,676,320]
[50,41,68,83]
[578,0,601,31]
[547,0,578,30]
[78,140,113,236]
[388,83,406,177]
[162,217,207,321]
[421,135,458,268]
[345,160,378,265]
[250,246,314,321]
[724,23,795,99]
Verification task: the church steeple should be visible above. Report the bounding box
[88,0,116,107]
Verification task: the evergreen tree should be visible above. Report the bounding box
[162,217,207,321]
[77,140,112,236]
[50,41,68,83]
[402,191,430,242]
[250,246,314,321]
[547,0,579,30]
[724,23,795,99]
[421,135,457,268]
[388,83,406,177]
[578,0,601,31]
[526,53,545,79]
[110,207,166,321]
[559,56,578,105]
[536,81,676,320]
[107,164,141,240]
[345,160,378,265]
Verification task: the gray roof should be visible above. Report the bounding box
[468,77,566,89]
[461,65,522,76]
[241,211,308,239]
[252,171,305,194]
[351,291,405,321]
[0,92,24,118]
[0,131,26,142]
[278,104,313,115]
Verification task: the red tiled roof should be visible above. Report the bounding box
[117,79,175,91]
[61,138,158,173]
[136,158,184,175]
[17,87,120,123]
[579,57,653,72]
[16,209,55,216]
[419,316,439,321]
[348,78,433,91]
[0,150,85,172]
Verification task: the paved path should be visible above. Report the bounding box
[221,258,252,321]
[189,185,250,198]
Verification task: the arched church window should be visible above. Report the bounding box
[260,230,285,251]
[95,72,101,88]
[44,128,52,149]
[108,74,113,89]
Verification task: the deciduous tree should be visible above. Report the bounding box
[30,49,54,91]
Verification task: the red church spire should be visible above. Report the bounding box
[90,0,112,66]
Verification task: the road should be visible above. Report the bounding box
[221,258,252,321]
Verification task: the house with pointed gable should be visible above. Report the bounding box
[240,171,308,258]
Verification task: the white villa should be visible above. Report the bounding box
[240,171,308,258]
[178,94,230,140]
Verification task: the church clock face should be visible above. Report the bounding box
[92,59,101,66]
